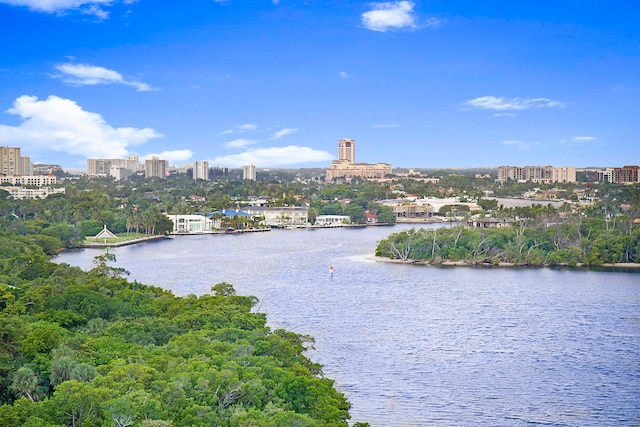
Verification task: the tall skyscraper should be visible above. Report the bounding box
[145,156,168,179]
[243,164,256,181]
[193,161,210,180]
[338,138,355,163]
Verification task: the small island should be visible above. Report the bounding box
[375,212,640,268]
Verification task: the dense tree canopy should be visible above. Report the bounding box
[0,231,355,426]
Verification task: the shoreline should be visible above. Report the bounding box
[370,256,640,269]
[80,235,169,248]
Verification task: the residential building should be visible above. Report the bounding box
[243,206,309,227]
[613,165,639,184]
[597,168,615,183]
[326,138,392,180]
[553,166,576,183]
[164,214,215,233]
[315,215,350,226]
[145,156,168,179]
[109,165,132,181]
[0,186,65,199]
[193,161,210,180]
[0,146,21,176]
[32,163,63,175]
[243,164,256,181]
[497,165,576,183]
[87,156,141,178]
[87,158,120,176]
[467,218,512,228]
[19,156,33,176]
[596,166,640,184]
[0,175,57,186]
[393,204,433,220]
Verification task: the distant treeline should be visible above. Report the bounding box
[376,216,640,266]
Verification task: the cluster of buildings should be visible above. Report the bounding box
[164,207,343,233]
[1,146,33,176]
[597,165,640,184]
[86,156,172,180]
[0,146,63,199]
[497,165,577,184]
[325,138,392,180]
[86,155,259,182]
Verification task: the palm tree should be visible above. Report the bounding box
[12,366,39,401]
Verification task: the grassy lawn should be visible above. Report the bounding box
[83,232,151,244]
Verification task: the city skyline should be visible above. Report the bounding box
[0,1,638,169]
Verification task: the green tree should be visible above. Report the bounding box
[376,205,396,224]
[90,253,129,279]
[12,367,40,402]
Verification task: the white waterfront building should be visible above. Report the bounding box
[243,206,308,227]
[315,215,351,226]
[164,214,216,234]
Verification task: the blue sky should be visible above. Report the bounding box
[0,0,638,169]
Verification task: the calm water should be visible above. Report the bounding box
[55,224,640,426]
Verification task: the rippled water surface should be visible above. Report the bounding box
[56,224,640,426]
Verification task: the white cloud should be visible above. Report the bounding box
[220,123,257,135]
[465,96,565,111]
[0,95,162,159]
[560,136,597,145]
[502,139,539,150]
[362,1,417,32]
[270,128,299,139]
[54,63,153,92]
[211,146,333,168]
[493,113,517,117]
[0,0,124,17]
[373,123,399,128]
[142,150,193,164]
[225,138,255,148]
[339,71,349,79]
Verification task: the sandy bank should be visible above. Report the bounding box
[369,256,640,269]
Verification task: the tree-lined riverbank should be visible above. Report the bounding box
[375,216,640,267]
[0,231,359,427]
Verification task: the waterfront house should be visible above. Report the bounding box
[315,215,350,226]
[243,206,309,227]
[164,213,215,233]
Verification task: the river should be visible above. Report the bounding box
[55,224,640,426]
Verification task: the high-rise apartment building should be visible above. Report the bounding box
[497,165,576,183]
[86,159,119,176]
[1,146,21,176]
[19,156,33,176]
[242,164,256,181]
[145,156,168,179]
[194,161,210,180]
[125,155,141,172]
[87,156,141,178]
[613,165,639,184]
